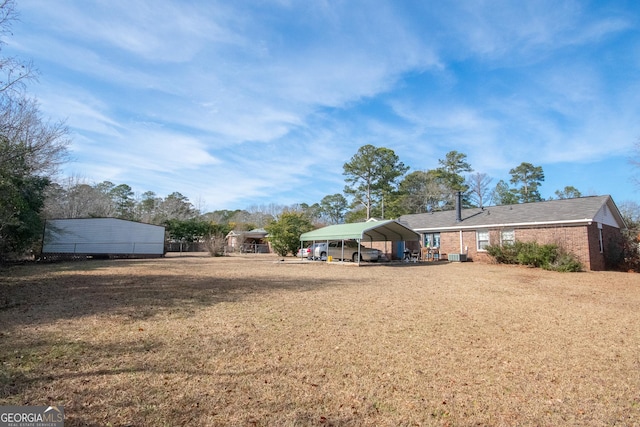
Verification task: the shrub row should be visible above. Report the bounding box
[485,241,583,272]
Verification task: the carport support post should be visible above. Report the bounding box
[325,240,329,262]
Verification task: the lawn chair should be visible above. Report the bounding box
[410,250,420,263]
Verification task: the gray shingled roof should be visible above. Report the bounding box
[399,195,624,231]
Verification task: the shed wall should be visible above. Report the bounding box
[43,219,165,256]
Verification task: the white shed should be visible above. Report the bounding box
[42,218,165,257]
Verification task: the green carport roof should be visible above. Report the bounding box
[300,220,420,242]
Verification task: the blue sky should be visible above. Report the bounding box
[6,0,640,211]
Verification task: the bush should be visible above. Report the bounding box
[546,250,583,272]
[204,233,226,257]
[516,242,558,268]
[605,239,625,270]
[265,212,314,257]
[486,243,518,264]
[486,241,583,272]
[515,242,541,266]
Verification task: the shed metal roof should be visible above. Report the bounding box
[300,220,420,242]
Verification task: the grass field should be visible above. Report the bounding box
[1,253,640,426]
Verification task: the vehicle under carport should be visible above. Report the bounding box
[299,220,420,265]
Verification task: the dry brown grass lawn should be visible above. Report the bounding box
[1,253,640,426]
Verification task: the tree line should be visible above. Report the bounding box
[41,147,582,226]
[17,143,583,257]
[337,145,582,221]
[264,146,584,255]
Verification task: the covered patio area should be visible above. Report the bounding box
[299,220,420,265]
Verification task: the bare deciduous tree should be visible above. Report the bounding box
[466,172,493,208]
[245,203,281,226]
[43,175,95,218]
[0,96,70,176]
[399,170,450,213]
[0,0,37,96]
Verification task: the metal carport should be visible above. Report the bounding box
[299,220,420,265]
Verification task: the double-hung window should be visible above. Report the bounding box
[477,230,490,251]
[501,229,515,246]
[598,224,604,253]
[424,232,441,248]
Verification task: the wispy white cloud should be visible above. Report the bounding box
[7,0,640,208]
[18,1,240,62]
[426,0,631,64]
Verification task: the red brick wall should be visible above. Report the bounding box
[433,224,622,271]
[594,223,625,270]
[370,241,399,260]
[370,222,623,269]
[516,226,590,268]
[586,223,602,271]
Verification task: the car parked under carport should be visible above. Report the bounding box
[300,219,420,265]
[315,240,381,262]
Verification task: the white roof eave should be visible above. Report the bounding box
[413,218,595,233]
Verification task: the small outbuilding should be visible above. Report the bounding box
[225,228,270,253]
[42,218,165,258]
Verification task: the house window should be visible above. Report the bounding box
[501,229,515,246]
[424,233,440,248]
[598,224,604,253]
[477,230,490,251]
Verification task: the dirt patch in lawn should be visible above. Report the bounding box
[1,253,640,426]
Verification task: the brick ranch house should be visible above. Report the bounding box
[398,195,626,271]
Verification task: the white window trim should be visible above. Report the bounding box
[598,227,604,253]
[501,229,515,246]
[477,229,490,251]
[424,232,441,248]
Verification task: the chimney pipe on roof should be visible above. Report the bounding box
[455,191,462,222]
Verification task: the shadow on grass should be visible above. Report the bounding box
[0,258,344,329]
[0,258,346,408]
[0,256,452,417]
[377,261,451,268]
[1,329,373,426]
